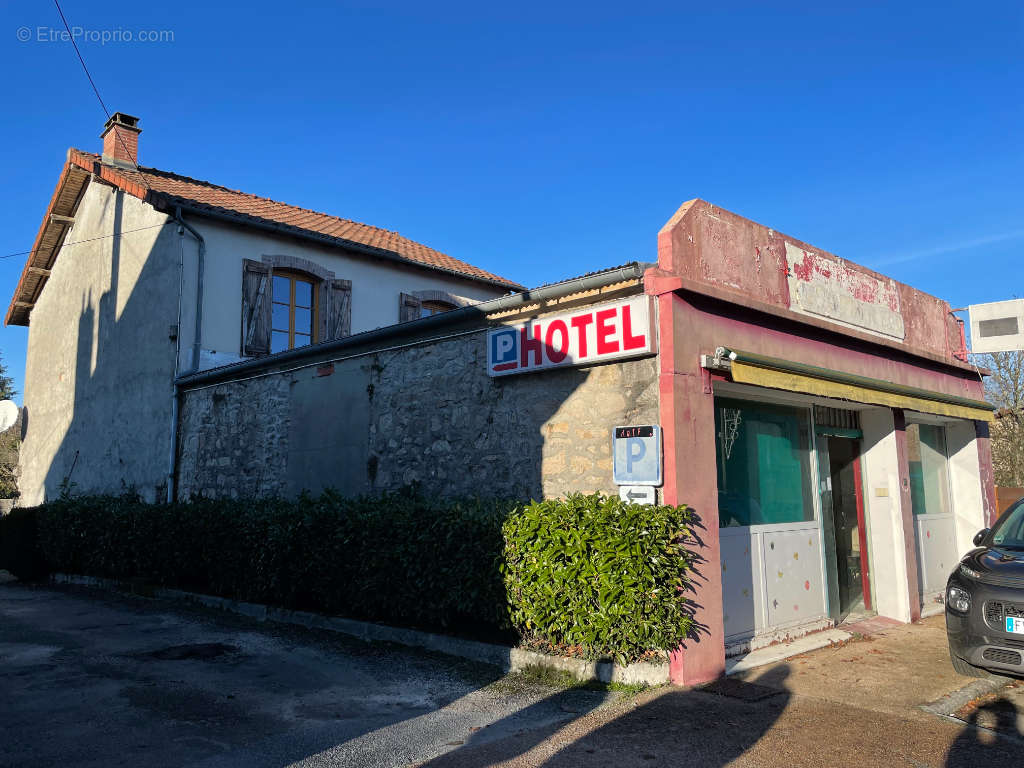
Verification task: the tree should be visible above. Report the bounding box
[971,350,1024,487]
[0,351,13,401]
[0,351,17,498]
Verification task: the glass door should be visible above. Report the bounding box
[816,426,871,623]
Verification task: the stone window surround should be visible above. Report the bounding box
[410,289,475,308]
[261,254,335,282]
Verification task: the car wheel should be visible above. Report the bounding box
[949,650,986,677]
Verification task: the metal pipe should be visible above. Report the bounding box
[166,220,187,503]
[173,206,205,372]
[176,262,653,389]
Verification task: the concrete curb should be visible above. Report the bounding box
[921,675,1014,717]
[50,573,669,686]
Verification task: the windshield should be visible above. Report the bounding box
[991,500,1024,549]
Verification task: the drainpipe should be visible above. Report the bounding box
[174,206,206,372]
[166,208,204,502]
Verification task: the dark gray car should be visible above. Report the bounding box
[946,497,1024,677]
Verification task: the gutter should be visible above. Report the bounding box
[176,262,652,389]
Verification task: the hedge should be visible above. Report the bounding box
[0,491,693,663]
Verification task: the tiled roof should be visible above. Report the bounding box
[69,150,523,290]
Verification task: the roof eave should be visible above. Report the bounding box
[150,194,525,293]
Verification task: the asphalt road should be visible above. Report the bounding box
[3,581,1024,767]
[0,582,620,767]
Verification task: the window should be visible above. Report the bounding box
[906,423,950,516]
[271,271,317,353]
[715,398,815,527]
[420,300,456,318]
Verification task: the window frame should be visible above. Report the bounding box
[270,269,319,353]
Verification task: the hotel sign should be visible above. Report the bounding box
[486,296,657,377]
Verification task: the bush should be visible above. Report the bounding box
[503,493,693,663]
[0,506,46,581]
[1,490,694,662]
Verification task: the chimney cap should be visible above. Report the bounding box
[101,112,141,137]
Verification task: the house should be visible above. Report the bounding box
[6,113,522,505]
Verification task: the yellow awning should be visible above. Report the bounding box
[730,359,994,423]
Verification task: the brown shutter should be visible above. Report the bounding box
[241,259,271,356]
[325,279,352,340]
[399,292,421,323]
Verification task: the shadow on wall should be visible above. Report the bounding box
[34,189,179,503]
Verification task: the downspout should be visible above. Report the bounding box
[166,207,204,502]
[166,218,186,502]
[174,206,206,372]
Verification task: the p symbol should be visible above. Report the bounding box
[626,438,646,473]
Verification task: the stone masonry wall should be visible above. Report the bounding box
[176,323,660,501]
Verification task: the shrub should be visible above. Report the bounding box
[0,506,46,581]
[502,493,693,663]
[1,490,694,663]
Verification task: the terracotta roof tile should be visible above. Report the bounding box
[67,149,523,290]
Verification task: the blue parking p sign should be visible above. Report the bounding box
[612,425,662,486]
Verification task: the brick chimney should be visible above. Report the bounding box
[101,112,141,167]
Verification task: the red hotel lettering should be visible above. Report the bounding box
[545,319,570,363]
[621,305,646,350]
[595,308,619,355]
[570,314,593,357]
[521,323,544,367]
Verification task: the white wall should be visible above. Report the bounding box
[20,181,178,504]
[177,218,511,372]
[946,419,987,556]
[859,408,913,622]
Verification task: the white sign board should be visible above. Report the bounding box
[612,425,662,486]
[619,485,656,505]
[969,299,1024,354]
[486,296,656,377]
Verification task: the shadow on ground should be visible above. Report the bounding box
[417,667,791,767]
[946,697,1024,766]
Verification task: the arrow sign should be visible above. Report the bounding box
[619,485,656,506]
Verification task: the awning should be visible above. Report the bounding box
[723,350,995,422]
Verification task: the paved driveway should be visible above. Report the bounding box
[0,582,619,767]
[3,581,1024,767]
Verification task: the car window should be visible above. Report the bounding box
[992,500,1024,548]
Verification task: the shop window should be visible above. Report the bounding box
[906,423,950,516]
[715,398,815,527]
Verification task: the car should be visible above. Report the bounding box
[946,497,1024,678]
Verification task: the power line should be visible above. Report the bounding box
[53,0,149,184]
[0,222,170,260]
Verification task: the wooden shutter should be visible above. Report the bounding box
[399,292,421,323]
[325,279,352,340]
[241,259,271,356]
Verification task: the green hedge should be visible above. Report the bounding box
[503,494,693,662]
[0,491,693,662]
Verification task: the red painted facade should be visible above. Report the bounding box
[649,199,990,685]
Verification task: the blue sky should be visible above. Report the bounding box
[1,1,1021,402]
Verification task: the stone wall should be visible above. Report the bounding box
[176,322,660,501]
